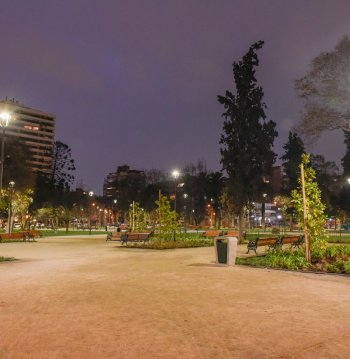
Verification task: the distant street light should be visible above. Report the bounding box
[88,191,94,235]
[113,199,117,225]
[172,170,180,213]
[0,111,13,196]
[184,193,188,231]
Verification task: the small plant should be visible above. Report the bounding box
[0,256,16,262]
[326,264,341,273]
[343,261,350,274]
[325,246,341,259]
[311,239,327,261]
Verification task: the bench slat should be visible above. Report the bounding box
[204,230,223,238]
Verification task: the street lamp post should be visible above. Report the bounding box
[172,170,180,212]
[113,199,118,226]
[261,193,267,227]
[7,181,15,234]
[172,170,180,240]
[184,193,188,232]
[0,111,12,196]
[88,191,94,235]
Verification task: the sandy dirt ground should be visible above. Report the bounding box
[1,235,350,359]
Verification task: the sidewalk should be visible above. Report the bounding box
[1,236,350,358]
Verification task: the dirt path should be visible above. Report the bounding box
[1,236,350,358]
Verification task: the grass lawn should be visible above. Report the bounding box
[40,230,108,237]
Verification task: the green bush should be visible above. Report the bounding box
[127,237,213,250]
[0,256,16,262]
[325,246,340,259]
[326,264,341,273]
[343,261,350,274]
[237,249,309,270]
[265,249,309,270]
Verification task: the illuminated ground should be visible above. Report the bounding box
[1,235,350,358]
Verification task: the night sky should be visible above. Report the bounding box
[0,0,349,194]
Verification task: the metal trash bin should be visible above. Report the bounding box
[214,236,238,266]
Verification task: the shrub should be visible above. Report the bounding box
[311,239,327,260]
[0,256,16,262]
[343,261,350,274]
[326,264,341,273]
[325,246,340,259]
[127,237,213,250]
[260,249,309,270]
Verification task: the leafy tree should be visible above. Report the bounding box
[155,194,177,241]
[295,36,350,142]
[128,202,147,232]
[281,132,305,194]
[310,154,339,214]
[291,154,327,261]
[36,207,56,228]
[218,40,277,237]
[341,130,350,177]
[337,186,350,217]
[0,188,33,232]
[3,138,35,189]
[51,141,76,189]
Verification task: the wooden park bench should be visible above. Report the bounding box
[203,230,223,239]
[26,230,43,240]
[225,230,240,237]
[246,237,282,254]
[121,232,152,245]
[106,231,123,242]
[0,232,30,242]
[281,235,304,249]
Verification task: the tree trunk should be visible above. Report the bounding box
[238,211,245,244]
[301,164,310,262]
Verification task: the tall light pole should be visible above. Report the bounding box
[7,181,15,234]
[184,193,188,232]
[88,191,94,235]
[113,199,117,226]
[172,170,180,212]
[0,111,13,196]
[172,170,180,240]
[261,193,267,227]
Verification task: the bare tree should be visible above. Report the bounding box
[296,36,350,143]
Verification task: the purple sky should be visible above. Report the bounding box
[0,0,349,194]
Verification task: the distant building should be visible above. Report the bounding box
[0,98,55,175]
[103,165,146,198]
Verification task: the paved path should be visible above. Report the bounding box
[1,235,350,358]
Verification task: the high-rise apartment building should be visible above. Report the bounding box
[0,99,55,175]
[103,165,146,198]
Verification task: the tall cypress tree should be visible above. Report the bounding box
[218,41,277,234]
[281,131,305,194]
